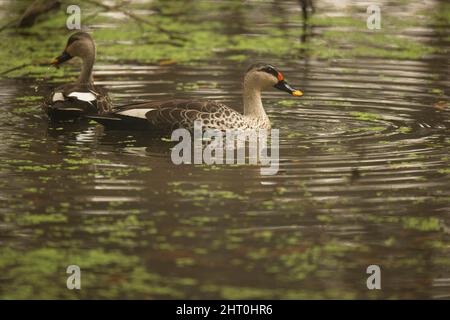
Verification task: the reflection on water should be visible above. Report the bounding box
[0,0,449,299]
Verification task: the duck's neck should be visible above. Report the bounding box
[77,52,95,85]
[243,85,267,119]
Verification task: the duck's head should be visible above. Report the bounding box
[51,32,95,66]
[245,63,303,97]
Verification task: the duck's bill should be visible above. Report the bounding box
[50,51,72,65]
[274,80,303,96]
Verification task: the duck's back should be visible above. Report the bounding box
[111,99,262,132]
[44,83,112,120]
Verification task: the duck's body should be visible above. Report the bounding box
[89,98,271,132]
[89,64,301,132]
[43,32,112,120]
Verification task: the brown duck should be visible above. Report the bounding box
[43,32,112,120]
[88,64,302,132]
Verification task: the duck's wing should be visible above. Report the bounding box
[115,99,243,131]
[44,83,112,120]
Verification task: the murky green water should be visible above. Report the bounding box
[0,0,449,299]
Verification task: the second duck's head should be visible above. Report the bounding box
[245,63,303,97]
[51,32,95,66]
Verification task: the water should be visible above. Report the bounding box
[0,0,449,299]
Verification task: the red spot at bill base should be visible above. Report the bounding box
[277,72,284,81]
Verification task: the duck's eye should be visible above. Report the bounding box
[260,66,279,78]
[260,66,284,81]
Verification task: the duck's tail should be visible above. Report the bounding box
[44,101,89,121]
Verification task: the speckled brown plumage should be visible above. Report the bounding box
[114,99,270,132]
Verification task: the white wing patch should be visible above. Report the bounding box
[117,109,155,119]
[68,92,97,102]
[52,92,65,102]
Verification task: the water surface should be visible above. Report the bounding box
[0,0,449,299]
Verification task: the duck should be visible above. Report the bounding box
[43,32,112,120]
[87,63,302,132]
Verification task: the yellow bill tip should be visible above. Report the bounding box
[50,58,59,65]
[292,90,303,97]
